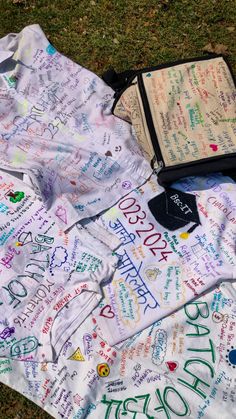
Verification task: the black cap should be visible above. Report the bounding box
[148,188,201,233]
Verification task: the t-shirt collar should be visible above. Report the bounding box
[0,50,14,64]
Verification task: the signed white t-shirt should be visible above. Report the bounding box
[0,24,152,229]
[0,280,235,419]
[0,170,119,362]
[95,173,236,345]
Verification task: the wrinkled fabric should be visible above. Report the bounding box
[0,174,235,418]
[0,23,235,419]
[0,24,152,230]
[94,173,236,345]
[0,280,235,418]
[0,170,119,362]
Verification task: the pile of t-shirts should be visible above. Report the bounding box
[0,24,235,419]
[0,24,152,363]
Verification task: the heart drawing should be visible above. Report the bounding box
[99,305,115,319]
[166,361,179,372]
[209,144,218,152]
[105,150,112,157]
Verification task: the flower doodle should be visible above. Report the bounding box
[226,346,236,368]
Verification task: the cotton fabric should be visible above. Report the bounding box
[0,280,235,418]
[95,173,236,345]
[0,169,119,362]
[0,24,152,230]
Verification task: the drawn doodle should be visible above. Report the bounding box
[152,329,167,366]
[99,305,115,319]
[17,231,33,246]
[7,191,25,203]
[226,346,236,368]
[68,347,85,361]
[0,327,15,340]
[122,181,132,190]
[145,266,161,281]
[165,361,179,372]
[97,363,110,377]
[46,44,56,55]
[105,151,112,157]
[40,362,48,371]
[179,232,190,240]
[10,336,39,357]
[212,311,226,323]
[49,246,68,274]
[55,205,67,224]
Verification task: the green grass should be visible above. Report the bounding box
[0,382,53,418]
[0,0,235,417]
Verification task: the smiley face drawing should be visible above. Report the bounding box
[97,363,110,377]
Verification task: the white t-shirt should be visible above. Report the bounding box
[0,24,152,229]
[0,170,119,362]
[0,280,235,419]
[94,173,236,345]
